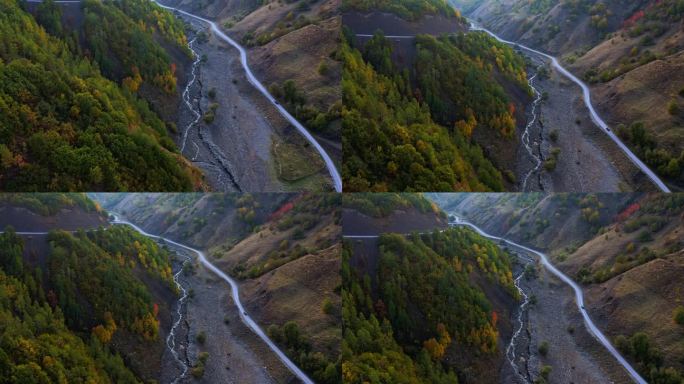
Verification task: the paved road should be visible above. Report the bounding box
[7,222,314,384]
[155,1,342,192]
[110,215,315,384]
[452,216,648,384]
[468,22,671,193]
[356,22,672,193]
[343,218,648,384]
[25,0,342,192]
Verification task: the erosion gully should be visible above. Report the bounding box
[505,257,533,383]
[520,72,544,191]
[166,248,193,383]
[111,214,315,384]
[449,215,647,384]
[179,29,243,192]
[469,21,671,193]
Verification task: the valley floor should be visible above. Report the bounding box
[171,8,332,192]
[159,242,296,383]
[511,47,656,192]
[503,253,632,383]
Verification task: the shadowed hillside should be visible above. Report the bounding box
[432,192,684,382]
[453,0,684,189]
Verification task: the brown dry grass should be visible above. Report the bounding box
[241,244,341,357]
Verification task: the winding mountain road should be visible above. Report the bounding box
[25,0,342,192]
[356,20,671,193]
[343,217,647,384]
[109,214,315,384]
[155,1,342,192]
[6,222,314,383]
[468,22,671,193]
[449,215,648,384]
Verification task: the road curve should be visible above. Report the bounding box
[109,214,315,384]
[449,216,648,384]
[155,1,343,192]
[24,0,343,192]
[468,22,671,193]
[6,225,315,383]
[343,218,647,384]
[356,22,671,192]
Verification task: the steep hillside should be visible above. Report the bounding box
[455,0,684,189]
[433,192,684,382]
[342,0,459,20]
[0,0,203,191]
[342,198,520,383]
[343,193,448,234]
[162,0,342,153]
[92,192,342,383]
[0,196,181,382]
[94,193,288,248]
[0,193,107,231]
[342,1,534,191]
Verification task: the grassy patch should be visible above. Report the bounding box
[272,140,324,182]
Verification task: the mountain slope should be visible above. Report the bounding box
[342,1,534,191]
[94,192,342,383]
[433,192,684,382]
[0,0,203,191]
[162,0,342,154]
[0,195,180,382]
[454,0,684,189]
[342,193,519,383]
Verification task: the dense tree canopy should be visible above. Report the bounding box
[414,34,529,139]
[80,0,187,94]
[0,228,145,383]
[341,0,459,20]
[0,0,197,191]
[342,227,517,383]
[343,29,530,191]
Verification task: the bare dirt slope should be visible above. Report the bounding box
[241,244,341,357]
[0,205,107,232]
[342,207,447,236]
[93,192,342,380]
[166,252,290,384]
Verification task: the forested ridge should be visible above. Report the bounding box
[341,0,460,20]
[342,227,518,383]
[343,192,445,218]
[0,0,199,191]
[0,224,177,382]
[0,192,102,215]
[342,29,530,191]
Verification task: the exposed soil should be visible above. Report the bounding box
[241,246,342,358]
[0,206,107,232]
[515,57,634,192]
[160,244,296,384]
[175,21,285,192]
[461,1,682,191]
[502,255,629,383]
[163,0,335,192]
[343,11,465,36]
[342,208,447,236]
